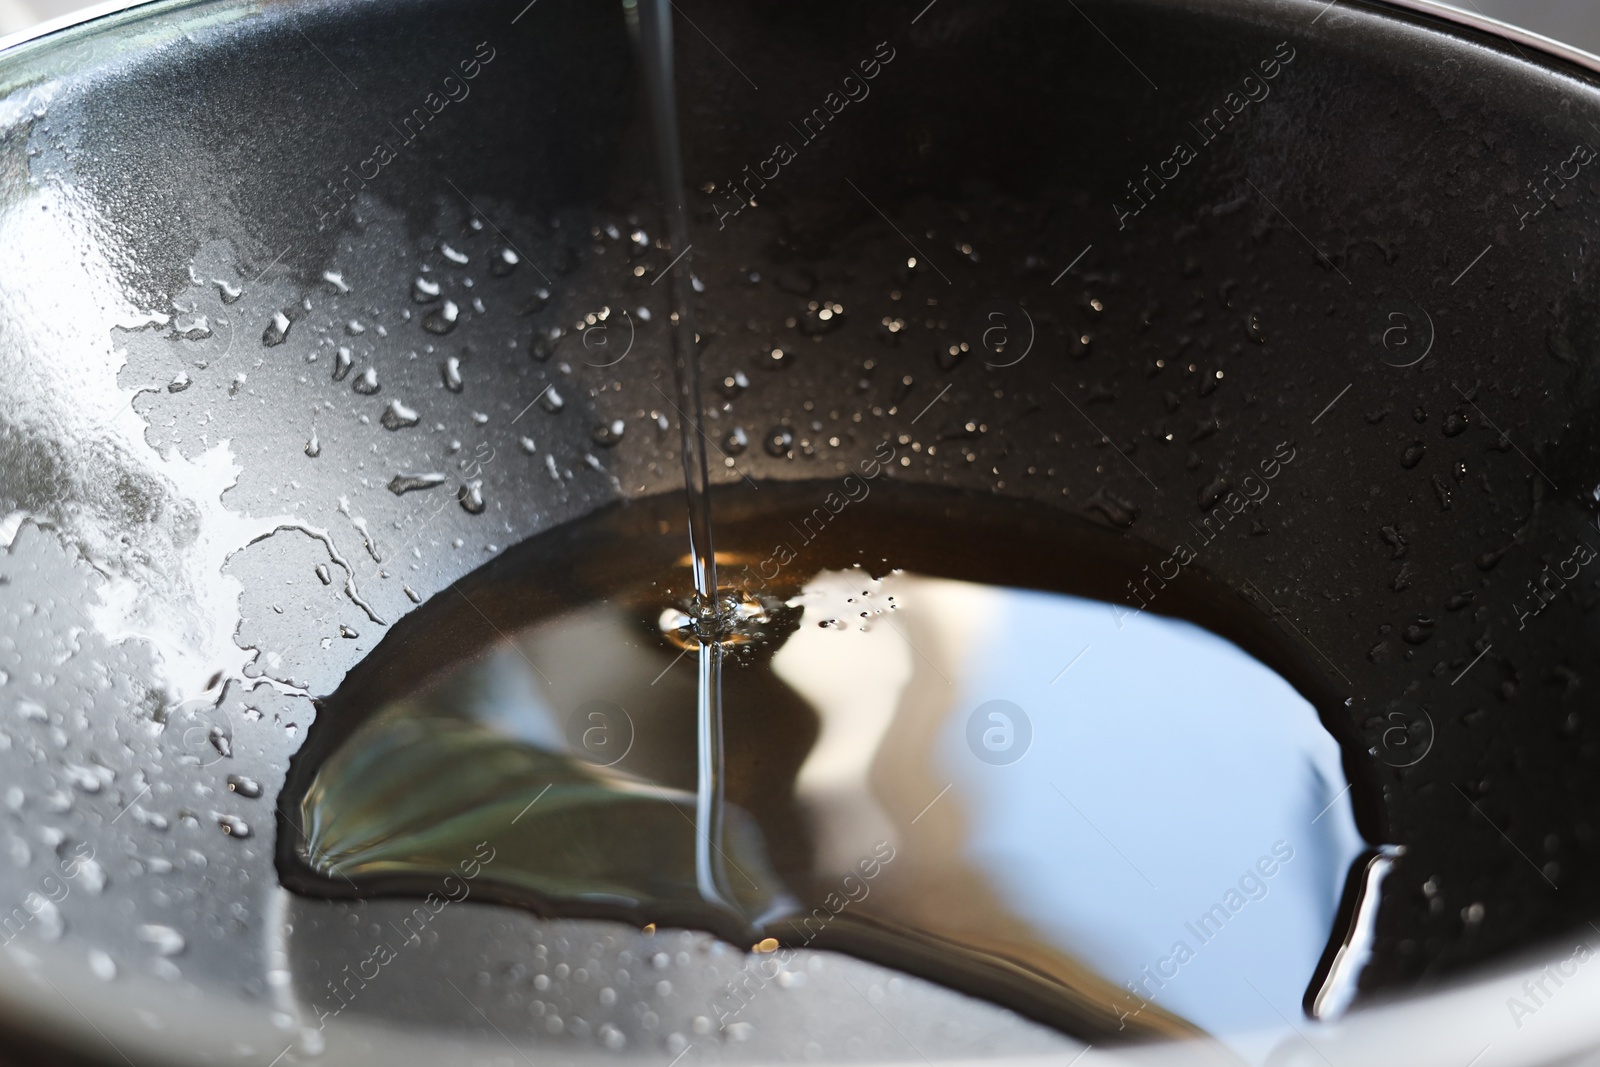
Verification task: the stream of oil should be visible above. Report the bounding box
[631,0,735,912]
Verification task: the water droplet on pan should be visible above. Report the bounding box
[262,312,291,346]
[764,426,794,457]
[423,300,460,335]
[227,775,263,798]
[137,925,185,957]
[388,472,447,495]
[380,400,420,430]
[490,248,520,276]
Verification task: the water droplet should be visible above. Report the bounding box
[332,347,353,381]
[137,925,185,956]
[166,371,191,393]
[403,585,422,604]
[1245,310,1267,344]
[88,950,116,981]
[63,764,106,793]
[74,858,106,895]
[520,288,552,315]
[227,774,263,798]
[423,300,460,335]
[764,426,794,457]
[217,814,251,838]
[1432,474,1453,511]
[1402,617,1436,645]
[1085,487,1139,528]
[1442,412,1468,437]
[440,242,469,265]
[592,419,626,447]
[528,334,557,361]
[1401,441,1427,469]
[339,625,359,639]
[412,276,441,303]
[442,356,464,392]
[459,480,486,514]
[519,435,538,455]
[209,725,233,759]
[172,316,211,341]
[214,279,242,304]
[262,312,291,346]
[322,270,350,294]
[380,400,420,430]
[388,472,447,495]
[353,368,380,395]
[539,386,565,413]
[490,248,519,276]
[27,896,63,940]
[1198,477,1228,511]
[724,427,749,454]
[304,431,322,458]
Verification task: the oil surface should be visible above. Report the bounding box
[280,487,1366,1043]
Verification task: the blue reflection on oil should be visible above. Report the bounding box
[938,588,1364,1041]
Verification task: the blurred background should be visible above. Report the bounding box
[7,0,1596,55]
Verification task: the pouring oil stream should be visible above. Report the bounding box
[629,0,734,914]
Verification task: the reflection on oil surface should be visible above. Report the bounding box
[283,495,1364,1047]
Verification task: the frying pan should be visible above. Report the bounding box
[3,0,1600,1063]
